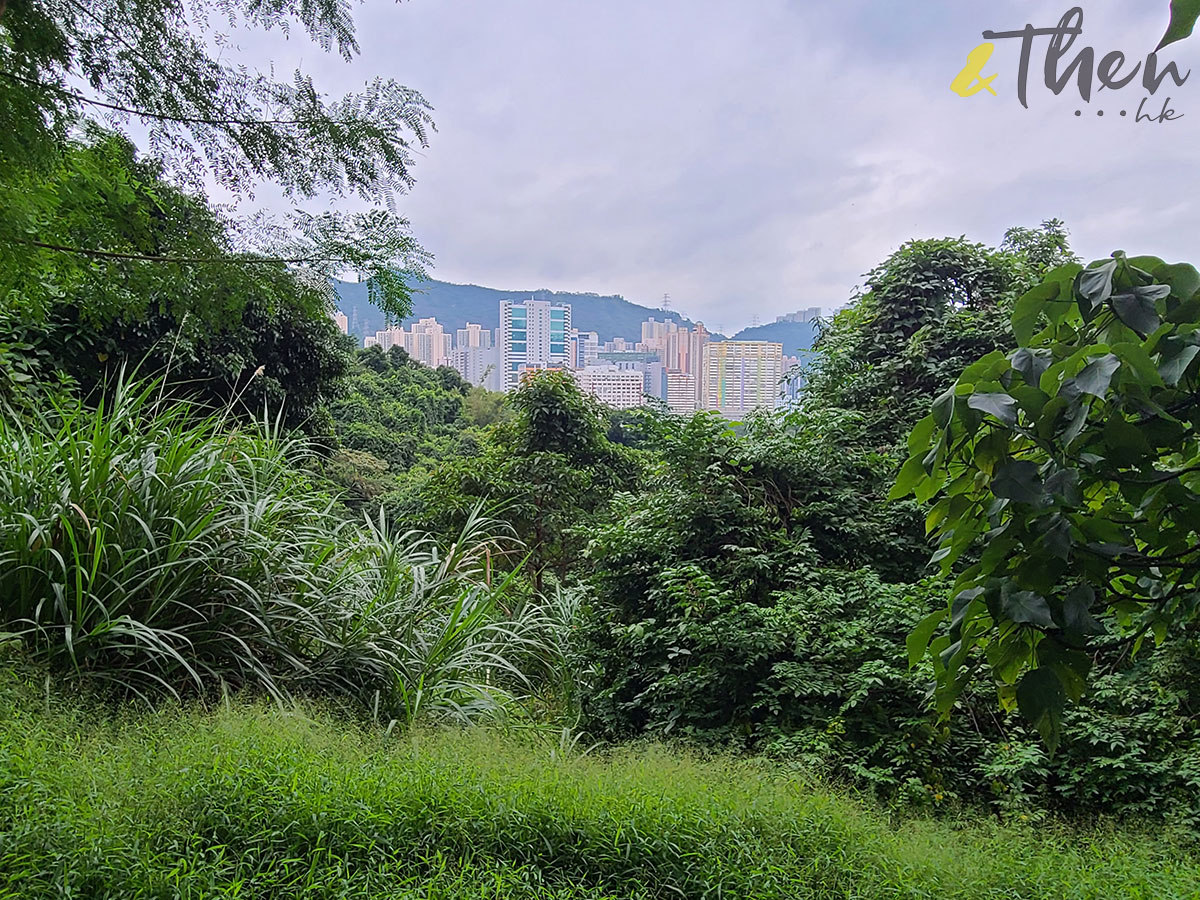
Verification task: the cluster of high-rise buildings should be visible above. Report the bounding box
[345,298,803,417]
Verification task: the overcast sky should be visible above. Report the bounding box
[228,1,1198,331]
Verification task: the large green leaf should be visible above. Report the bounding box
[890,455,927,500]
[992,459,1043,504]
[1158,0,1200,50]
[1011,348,1051,386]
[1111,288,1164,337]
[1103,413,1154,466]
[1001,589,1055,628]
[1012,281,1061,345]
[1071,353,1121,398]
[1160,343,1200,386]
[1016,667,1067,753]
[967,392,1019,426]
[1155,262,1200,299]
[907,609,945,668]
[1075,260,1117,321]
[1060,585,1106,636]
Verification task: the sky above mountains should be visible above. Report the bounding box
[224,1,1196,331]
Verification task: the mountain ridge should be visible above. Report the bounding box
[333,278,820,351]
[333,278,702,344]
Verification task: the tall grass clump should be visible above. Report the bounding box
[0,377,563,720]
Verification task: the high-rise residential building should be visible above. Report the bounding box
[568,329,600,369]
[363,318,451,368]
[778,354,806,409]
[643,360,666,401]
[685,323,710,406]
[628,315,712,409]
[332,310,349,334]
[665,372,697,413]
[452,346,503,391]
[639,317,680,353]
[575,366,645,410]
[602,337,631,353]
[500,299,571,390]
[703,341,784,418]
[364,326,406,351]
[409,317,452,368]
[456,323,492,350]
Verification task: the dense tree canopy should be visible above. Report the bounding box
[803,221,1076,448]
[386,371,641,590]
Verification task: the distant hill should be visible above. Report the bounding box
[728,320,820,355]
[333,278,703,344]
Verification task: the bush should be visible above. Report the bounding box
[0,377,565,721]
[575,410,1200,823]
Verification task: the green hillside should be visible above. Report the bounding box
[728,319,821,355]
[334,278,703,343]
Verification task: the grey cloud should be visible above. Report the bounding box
[209,0,1200,328]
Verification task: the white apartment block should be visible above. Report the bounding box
[364,318,451,368]
[452,346,503,391]
[575,366,645,410]
[569,329,600,369]
[703,341,784,418]
[364,326,405,351]
[456,323,492,349]
[665,371,698,413]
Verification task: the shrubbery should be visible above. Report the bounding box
[575,406,1200,823]
[0,376,564,723]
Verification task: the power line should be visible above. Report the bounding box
[0,69,311,128]
[7,238,328,266]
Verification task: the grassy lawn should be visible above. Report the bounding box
[0,676,1195,899]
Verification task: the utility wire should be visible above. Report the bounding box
[7,238,329,266]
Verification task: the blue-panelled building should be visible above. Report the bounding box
[500,299,572,390]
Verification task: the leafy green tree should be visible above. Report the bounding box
[576,408,925,737]
[803,230,1071,447]
[324,346,490,497]
[787,224,1076,575]
[387,371,640,589]
[1000,219,1075,274]
[895,251,1200,749]
[0,0,430,314]
[1,131,350,429]
[576,403,1200,819]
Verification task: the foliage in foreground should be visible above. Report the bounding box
[0,685,1195,900]
[0,377,562,722]
[1,0,431,314]
[896,252,1200,749]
